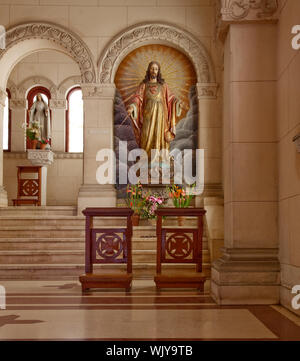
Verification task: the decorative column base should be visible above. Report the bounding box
[77,184,117,215]
[0,186,8,207]
[211,248,280,305]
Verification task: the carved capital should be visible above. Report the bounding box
[221,0,278,21]
[81,83,116,99]
[49,99,67,110]
[196,83,219,99]
[0,88,6,107]
[215,0,278,41]
[9,99,27,109]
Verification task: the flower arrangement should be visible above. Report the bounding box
[40,138,50,145]
[25,121,40,141]
[125,182,145,215]
[167,184,195,208]
[142,194,166,219]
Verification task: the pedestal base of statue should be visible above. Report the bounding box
[27,150,54,206]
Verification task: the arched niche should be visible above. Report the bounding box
[98,22,216,84]
[96,22,220,197]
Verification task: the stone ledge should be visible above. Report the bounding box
[4,151,83,159]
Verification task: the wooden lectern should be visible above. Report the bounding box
[154,207,206,291]
[79,207,134,292]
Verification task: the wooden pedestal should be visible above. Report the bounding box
[79,207,134,292]
[154,208,207,291]
[12,166,42,206]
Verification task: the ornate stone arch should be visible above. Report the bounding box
[0,22,96,84]
[98,22,216,84]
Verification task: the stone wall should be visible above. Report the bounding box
[4,153,83,206]
[277,0,300,316]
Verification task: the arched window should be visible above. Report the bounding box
[3,89,11,152]
[26,86,51,149]
[66,87,83,152]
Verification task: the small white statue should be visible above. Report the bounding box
[29,93,51,141]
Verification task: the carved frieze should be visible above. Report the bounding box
[82,84,115,99]
[49,99,67,110]
[197,83,219,99]
[9,99,27,109]
[27,149,54,166]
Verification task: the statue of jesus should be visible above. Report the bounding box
[126,61,186,161]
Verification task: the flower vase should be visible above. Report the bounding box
[32,139,38,149]
[40,143,47,150]
[177,215,185,226]
[132,213,140,226]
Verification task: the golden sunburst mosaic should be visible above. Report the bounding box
[115,44,197,119]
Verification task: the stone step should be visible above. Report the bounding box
[0,227,87,238]
[0,227,207,239]
[0,206,77,216]
[0,250,85,264]
[0,239,85,250]
[132,226,156,237]
[0,239,208,254]
[0,262,211,280]
[0,216,130,227]
[0,249,210,264]
[0,219,207,239]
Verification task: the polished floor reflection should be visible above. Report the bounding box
[0,280,299,340]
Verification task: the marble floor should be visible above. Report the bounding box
[0,280,300,340]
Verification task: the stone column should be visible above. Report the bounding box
[211,2,280,304]
[49,99,67,152]
[0,88,8,206]
[196,83,224,269]
[77,84,116,214]
[196,83,221,201]
[10,98,27,152]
